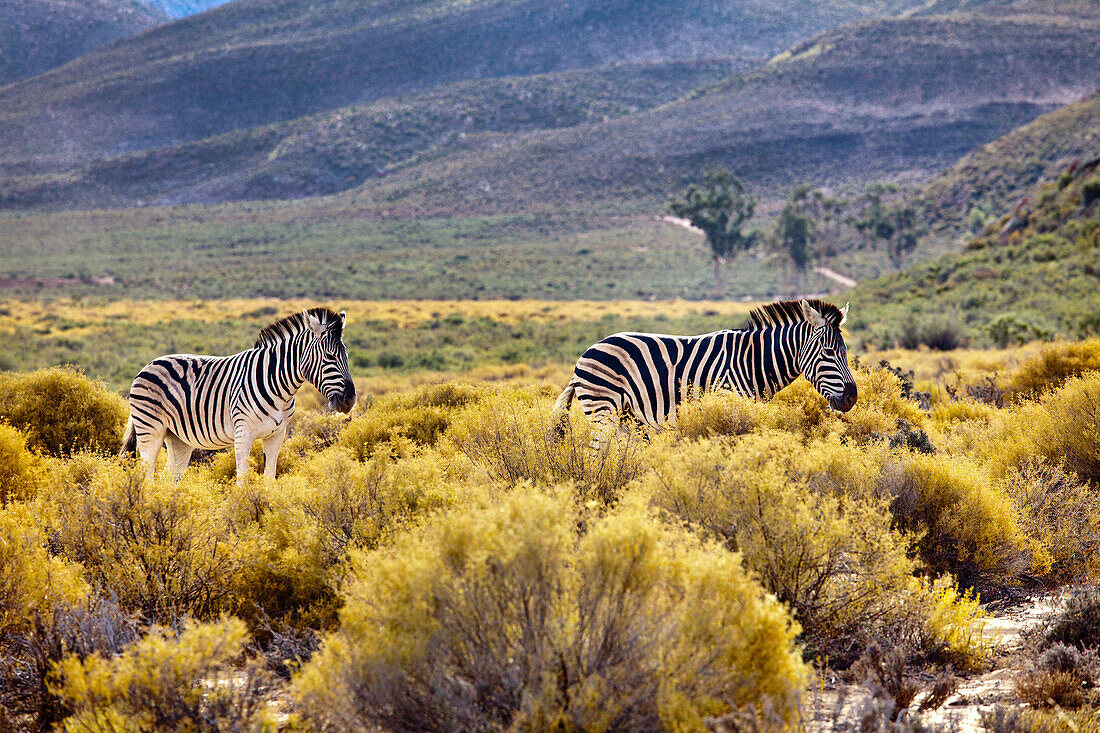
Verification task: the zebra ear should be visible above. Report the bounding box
[840,302,849,326]
[339,310,347,326]
[800,299,826,329]
[304,310,324,337]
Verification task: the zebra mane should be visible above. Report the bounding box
[746,299,844,329]
[254,307,343,348]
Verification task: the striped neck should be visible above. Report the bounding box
[256,329,311,404]
[724,322,809,398]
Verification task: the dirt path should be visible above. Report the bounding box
[806,593,1065,732]
[656,215,858,289]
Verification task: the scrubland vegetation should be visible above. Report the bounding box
[2,332,1100,731]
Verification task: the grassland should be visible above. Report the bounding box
[0,207,847,302]
[0,297,762,391]
[3,301,1100,729]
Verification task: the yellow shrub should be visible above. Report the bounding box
[0,503,88,637]
[929,399,998,429]
[835,366,928,445]
[0,367,126,457]
[672,389,770,440]
[41,455,254,623]
[232,444,474,632]
[337,382,489,460]
[924,581,990,673]
[1004,339,1100,401]
[1003,461,1100,584]
[293,488,806,731]
[51,618,271,732]
[450,391,646,506]
[873,451,1042,588]
[0,422,41,503]
[979,373,1100,486]
[647,435,927,666]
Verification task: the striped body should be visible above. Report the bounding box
[555,299,857,442]
[129,350,301,451]
[122,308,355,482]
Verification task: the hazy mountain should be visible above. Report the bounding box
[0,0,166,86]
[0,58,750,208]
[0,0,930,171]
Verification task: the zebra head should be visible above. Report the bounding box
[303,309,356,413]
[796,300,857,412]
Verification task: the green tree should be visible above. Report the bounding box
[669,168,757,298]
[774,203,814,296]
[850,184,922,268]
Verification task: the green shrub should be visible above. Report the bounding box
[293,488,807,731]
[51,618,274,732]
[0,423,40,503]
[0,367,126,457]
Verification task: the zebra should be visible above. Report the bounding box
[553,299,857,443]
[120,307,356,482]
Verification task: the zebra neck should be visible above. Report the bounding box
[258,332,310,404]
[727,323,806,398]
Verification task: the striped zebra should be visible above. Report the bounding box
[553,299,857,442]
[120,307,356,482]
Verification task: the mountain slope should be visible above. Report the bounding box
[914,91,1100,245]
[0,59,749,208]
[5,9,1097,213]
[0,0,166,86]
[849,159,1100,348]
[338,12,1100,216]
[0,0,928,171]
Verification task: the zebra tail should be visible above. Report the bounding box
[119,417,138,458]
[550,382,576,438]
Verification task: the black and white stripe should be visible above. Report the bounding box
[554,299,857,440]
[120,308,356,482]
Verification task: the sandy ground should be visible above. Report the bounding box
[804,593,1066,732]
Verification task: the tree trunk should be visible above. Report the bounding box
[713,257,721,299]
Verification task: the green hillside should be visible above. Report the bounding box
[0,0,927,172]
[849,160,1100,349]
[913,91,1100,248]
[0,59,748,208]
[0,0,165,86]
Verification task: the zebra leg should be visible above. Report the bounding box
[164,433,194,482]
[233,423,255,484]
[261,425,287,480]
[134,425,167,483]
